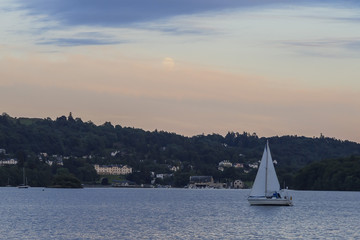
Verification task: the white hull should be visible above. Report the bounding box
[248,197,292,206]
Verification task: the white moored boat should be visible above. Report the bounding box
[18,167,29,189]
[248,141,292,206]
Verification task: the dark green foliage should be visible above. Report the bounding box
[173,172,192,187]
[0,156,52,187]
[0,165,20,186]
[126,171,151,185]
[63,158,98,183]
[52,173,82,188]
[101,177,109,185]
[1,113,360,189]
[293,156,360,191]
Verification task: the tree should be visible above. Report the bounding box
[101,177,109,185]
[173,172,191,187]
[52,168,82,188]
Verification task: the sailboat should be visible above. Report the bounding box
[6,177,11,187]
[248,141,292,206]
[18,167,29,189]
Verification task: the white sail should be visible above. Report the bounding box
[249,141,280,197]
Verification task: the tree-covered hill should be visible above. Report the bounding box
[294,156,360,191]
[1,112,360,188]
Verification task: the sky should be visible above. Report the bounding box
[1,0,360,142]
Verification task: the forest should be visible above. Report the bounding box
[1,112,360,189]
[294,155,360,191]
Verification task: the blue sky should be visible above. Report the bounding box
[1,0,360,142]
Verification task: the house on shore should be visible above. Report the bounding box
[94,164,132,175]
[233,179,244,189]
[188,176,226,189]
[112,180,136,187]
[0,158,17,166]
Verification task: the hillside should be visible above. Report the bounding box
[294,156,360,191]
[1,112,360,188]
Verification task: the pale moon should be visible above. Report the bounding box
[162,57,175,71]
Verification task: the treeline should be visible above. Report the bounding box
[294,156,360,191]
[0,155,97,188]
[1,113,360,189]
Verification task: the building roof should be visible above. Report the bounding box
[189,176,213,183]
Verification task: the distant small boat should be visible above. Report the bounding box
[18,168,29,189]
[248,141,292,206]
[6,177,11,187]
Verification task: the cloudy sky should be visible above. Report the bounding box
[1,0,360,142]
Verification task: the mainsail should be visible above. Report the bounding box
[249,141,280,197]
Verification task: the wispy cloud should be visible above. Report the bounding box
[36,31,128,47]
[345,40,360,50]
[15,0,360,28]
[10,0,360,48]
[280,38,360,58]
[15,0,288,27]
[38,38,127,47]
[11,0,253,47]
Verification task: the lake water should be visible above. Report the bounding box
[0,187,359,239]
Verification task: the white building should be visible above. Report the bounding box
[234,163,244,168]
[248,163,258,169]
[218,160,232,171]
[233,179,244,189]
[94,164,132,175]
[0,159,17,165]
[169,166,179,172]
[219,160,232,168]
[111,151,121,157]
[46,160,64,166]
[156,173,173,179]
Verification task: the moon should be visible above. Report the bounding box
[162,57,175,71]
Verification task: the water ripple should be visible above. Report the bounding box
[1,188,360,239]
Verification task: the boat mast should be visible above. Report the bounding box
[23,167,25,185]
[265,141,268,196]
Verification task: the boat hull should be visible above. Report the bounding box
[248,197,292,206]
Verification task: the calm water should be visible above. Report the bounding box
[0,187,359,239]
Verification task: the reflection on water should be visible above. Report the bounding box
[0,188,359,239]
